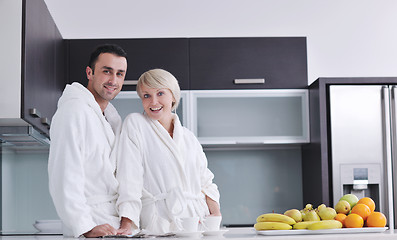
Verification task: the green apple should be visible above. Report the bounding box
[334,200,351,214]
[339,194,359,209]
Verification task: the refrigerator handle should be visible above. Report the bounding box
[382,86,395,230]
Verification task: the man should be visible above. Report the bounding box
[48,44,135,237]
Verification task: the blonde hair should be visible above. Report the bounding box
[136,69,181,111]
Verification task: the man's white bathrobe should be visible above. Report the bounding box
[116,113,220,234]
[48,82,122,237]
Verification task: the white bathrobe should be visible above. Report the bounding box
[116,113,220,234]
[48,82,122,237]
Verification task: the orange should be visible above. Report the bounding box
[334,213,347,227]
[357,197,376,213]
[366,212,387,227]
[344,213,364,228]
[351,203,371,220]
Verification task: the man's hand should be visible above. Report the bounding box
[117,217,137,235]
[83,224,117,238]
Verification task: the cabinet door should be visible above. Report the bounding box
[22,0,63,136]
[189,37,308,90]
[67,38,189,91]
[191,89,309,145]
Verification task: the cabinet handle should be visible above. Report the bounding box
[29,108,41,118]
[234,79,265,85]
[123,80,138,86]
[41,117,51,127]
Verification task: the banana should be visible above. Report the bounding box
[254,222,293,230]
[307,220,342,230]
[256,213,296,225]
[292,221,319,229]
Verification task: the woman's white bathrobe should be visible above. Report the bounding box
[116,113,220,234]
[48,82,122,237]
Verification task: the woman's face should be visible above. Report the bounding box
[140,84,175,123]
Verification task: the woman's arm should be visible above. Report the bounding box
[117,217,138,235]
[206,195,221,216]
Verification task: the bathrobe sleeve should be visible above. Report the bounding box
[115,114,143,228]
[48,102,97,237]
[188,131,220,204]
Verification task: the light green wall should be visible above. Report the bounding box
[1,149,58,233]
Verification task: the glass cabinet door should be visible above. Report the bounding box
[111,91,189,127]
[190,90,309,145]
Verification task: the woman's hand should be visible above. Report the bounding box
[83,224,117,238]
[206,195,221,216]
[117,217,137,235]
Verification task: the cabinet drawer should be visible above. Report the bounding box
[189,37,308,90]
[67,38,190,91]
[190,89,310,145]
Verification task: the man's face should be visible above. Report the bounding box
[86,52,127,104]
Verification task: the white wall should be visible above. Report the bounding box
[0,0,22,118]
[44,0,397,85]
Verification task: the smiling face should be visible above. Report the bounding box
[139,84,175,124]
[86,52,127,111]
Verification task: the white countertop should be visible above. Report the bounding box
[0,227,396,240]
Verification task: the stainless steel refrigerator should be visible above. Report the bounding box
[328,85,395,228]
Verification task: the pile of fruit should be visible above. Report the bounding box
[254,194,387,231]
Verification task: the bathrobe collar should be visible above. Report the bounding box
[57,82,119,147]
[146,113,189,190]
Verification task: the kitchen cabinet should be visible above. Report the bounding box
[67,38,190,91]
[0,0,65,138]
[111,89,309,146]
[189,37,307,90]
[190,89,309,146]
[22,0,65,136]
[67,37,307,91]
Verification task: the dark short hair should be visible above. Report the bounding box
[88,44,128,71]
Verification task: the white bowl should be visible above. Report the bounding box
[33,220,62,233]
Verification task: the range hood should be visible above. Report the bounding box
[0,126,50,148]
[1,0,54,149]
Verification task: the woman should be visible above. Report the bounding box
[115,69,221,234]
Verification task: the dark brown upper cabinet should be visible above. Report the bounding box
[22,0,65,136]
[189,37,308,90]
[67,39,190,91]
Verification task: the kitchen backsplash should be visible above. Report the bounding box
[1,149,58,233]
[206,147,303,226]
[0,145,303,231]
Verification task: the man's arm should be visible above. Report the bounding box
[48,105,97,237]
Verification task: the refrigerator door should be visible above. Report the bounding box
[329,85,393,225]
[390,85,397,229]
